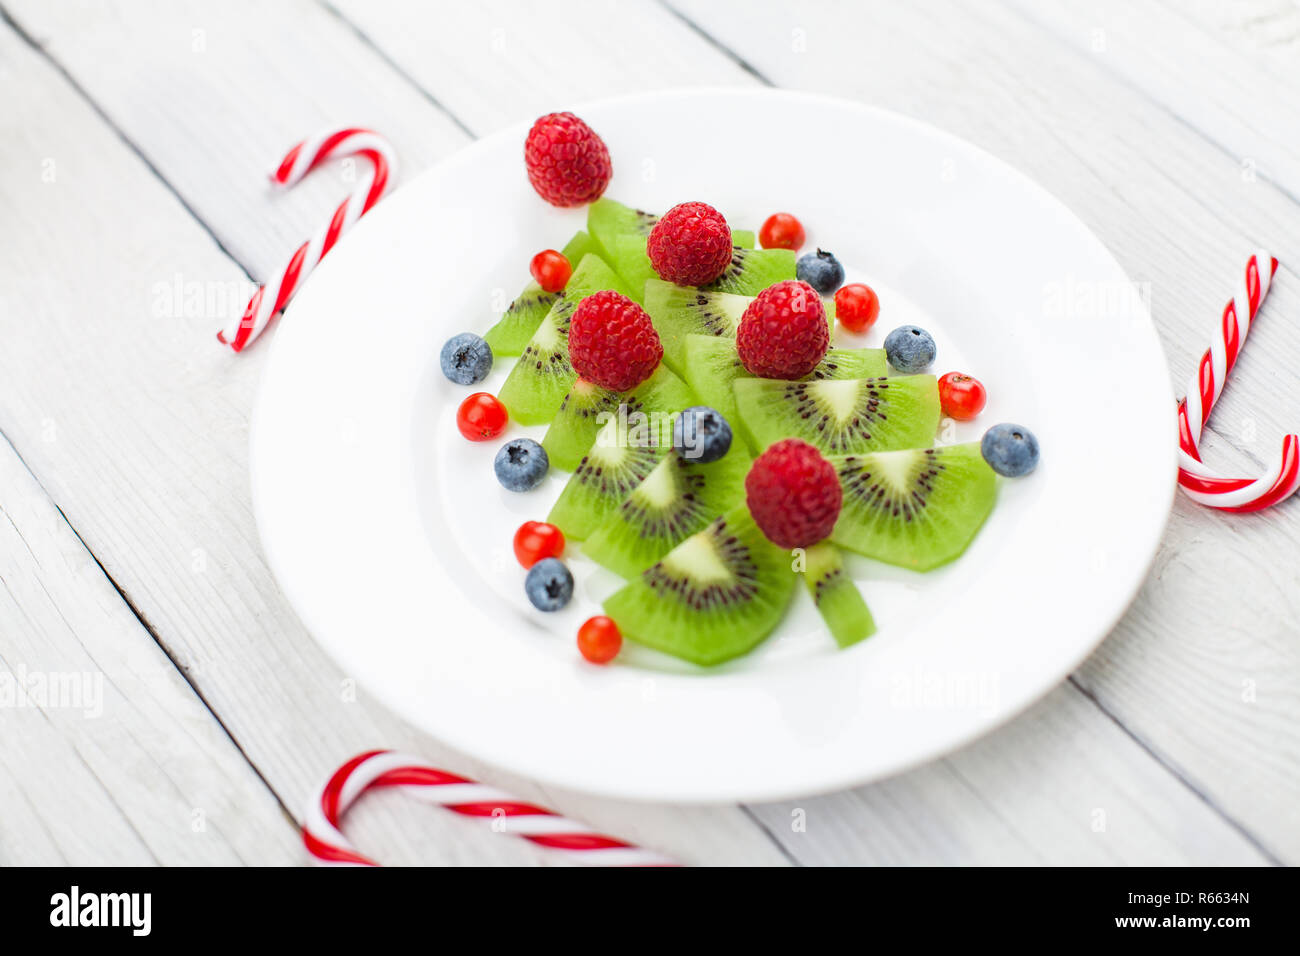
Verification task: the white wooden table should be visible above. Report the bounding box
[2,0,1296,866]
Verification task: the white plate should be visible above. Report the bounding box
[251,89,1176,803]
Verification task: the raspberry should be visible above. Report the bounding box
[567,290,663,392]
[735,280,829,379]
[524,112,612,207]
[745,439,842,549]
[646,201,733,286]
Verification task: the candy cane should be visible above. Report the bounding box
[1176,251,1299,511]
[217,127,395,352]
[302,750,678,867]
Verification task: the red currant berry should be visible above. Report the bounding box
[938,372,987,421]
[577,616,622,664]
[513,521,565,569]
[457,392,507,441]
[529,250,572,293]
[758,213,806,251]
[834,283,880,334]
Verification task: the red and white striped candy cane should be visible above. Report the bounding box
[218,127,395,352]
[302,750,677,867]
[1176,251,1299,511]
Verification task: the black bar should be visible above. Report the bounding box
[2,866,1293,942]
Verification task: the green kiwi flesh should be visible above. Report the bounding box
[829,443,997,571]
[582,440,751,578]
[546,413,668,540]
[733,374,940,455]
[496,253,633,425]
[603,504,795,666]
[624,246,793,308]
[484,231,601,355]
[643,279,751,374]
[586,197,755,249]
[808,346,888,379]
[613,237,767,304]
[604,233,660,304]
[802,542,875,647]
[682,333,887,440]
[588,198,658,244]
[598,224,764,304]
[542,364,697,472]
[702,246,796,295]
[588,199,659,299]
[607,237,761,305]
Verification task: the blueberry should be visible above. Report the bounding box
[494,438,549,491]
[525,557,573,612]
[796,249,845,295]
[884,325,936,373]
[981,423,1040,477]
[440,332,493,385]
[673,406,732,463]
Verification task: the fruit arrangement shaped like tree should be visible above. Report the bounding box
[449,168,1033,665]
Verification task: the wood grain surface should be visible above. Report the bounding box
[0,0,1293,865]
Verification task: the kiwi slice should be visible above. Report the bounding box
[582,440,751,578]
[603,505,796,666]
[588,198,659,245]
[803,542,875,648]
[483,232,602,356]
[829,443,997,571]
[810,348,886,379]
[588,199,659,298]
[611,239,764,306]
[608,238,769,304]
[542,364,697,472]
[702,246,796,295]
[600,230,764,305]
[733,375,940,455]
[682,333,887,436]
[484,284,555,357]
[587,198,756,249]
[636,247,795,308]
[646,281,840,376]
[496,254,633,425]
[547,414,668,540]
[604,234,661,304]
[643,279,751,374]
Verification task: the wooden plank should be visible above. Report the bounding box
[0,435,301,864]
[666,0,1300,861]
[748,686,1268,865]
[1006,0,1300,201]
[5,0,1288,864]
[0,6,787,865]
[4,0,471,274]
[1072,502,1300,860]
[325,0,758,134]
